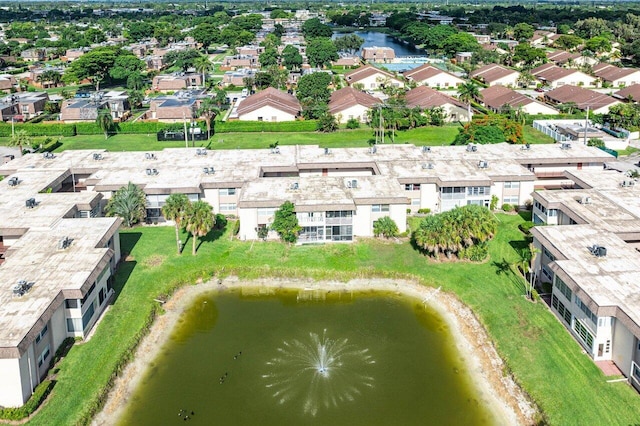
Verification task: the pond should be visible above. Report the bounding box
[117,289,499,425]
[333,31,426,57]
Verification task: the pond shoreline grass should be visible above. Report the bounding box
[16,214,640,425]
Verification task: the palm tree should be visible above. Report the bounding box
[95,109,114,139]
[458,82,481,104]
[37,70,62,88]
[162,194,191,254]
[197,98,220,140]
[517,71,535,88]
[8,130,32,156]
[105,182,147,227]
[194,55,213,88]
[185,200,215,255]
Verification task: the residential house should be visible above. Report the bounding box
[531,64,596,88]
[328,87,380,123]
[362,47,395,63]
[61,91,130,123]
[470,64,520,87]
[593,63,640,88]
[237,45,264,56]
[529,30,555,47]
[20,49,46,63]
[404,86,472,122]
[62,48,87,63]
[0,92,49,121]
[455,52,473,63]
[614,84,640,102]
[332,57,361,68]
[144,56,166,71]
[0,75,17,93]
[469,33,491,44]
[544,85,621,114]
[29,67,64,89]
[344,65,404,90]
[147,90,204,123]
[403,64,465,88]
[152,73,203,92]
[220,55,259,71]
[480,86,559,115]
[236,87,301,122]
[222,69,256,87]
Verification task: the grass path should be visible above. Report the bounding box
[23,214,640,425]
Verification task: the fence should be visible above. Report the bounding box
[532,120,570,142]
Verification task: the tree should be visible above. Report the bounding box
[512,44,547,68]
[185,200,215,255]
[95,109,115,140]
[63,47,119,91]
[373,216,399,239]
[194,55,213,87]
[162,194,191,254]
[422,25,458,51]
[8,129,32,156]
[302,18,332,39]
[442,33,480,56]
[191,23,220,51]
[306,38,338,68]
[109,53,146,82]
[164,49,202,72]
[271,201,301,244]
[554,35,584,51]
[296,72,332,103]
[197,98,220,140]
[517,71,536,88]
[457,82,481,104]
[585,36,612,54]
[317,110,339,132]
[513,23,534,41]
[334,34,365,55]
[127,22,154,42]
[587,138,605,148]
[259,48,279,68]
[282,45,303,71]
[574,17,609,39]
[105,182,146,228]
[254,72,273,89]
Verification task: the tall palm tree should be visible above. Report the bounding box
[95,109,114,139]
[185,200,215,255]
[457,82,481,104]
[105,182,147,227]
[194,55,213,88]
[8,129,32,156]
[37,70,62,88]
[162,194,191,254]
[197,98,220,140]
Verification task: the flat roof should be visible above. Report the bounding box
[0,217,120,356]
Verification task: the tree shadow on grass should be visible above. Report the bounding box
[518,210,532,222]
[509,239,530,253]
[109,232,141,305]
[491,259,526,294]
[196,227,226,251]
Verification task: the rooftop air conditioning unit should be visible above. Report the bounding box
[369,145,377,154]
[560,142,572,150]
[8,177,18,186]
[478,160,488,169]
[521,143,531,150]
[93,153,103,161]
[145,153,156,160]
[146,168,152,175]
[324,147,331,155]
[58,236,71,250]
[43,152,54,159]
[152,169,158,175]
[290,182,299,190]
[25,198,36,208]
[196,148,207,156]
[580,196,592,204]
[350,179,358,189]
[422,146,431,153]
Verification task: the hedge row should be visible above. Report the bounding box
[0,120,317,138]
[0,380,54,421]
[214,120,317,133]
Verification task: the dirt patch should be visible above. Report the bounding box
[142,255,165,268]
[93,278,538,426]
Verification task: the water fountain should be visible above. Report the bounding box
[262,329,375,416]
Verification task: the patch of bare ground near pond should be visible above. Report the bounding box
[93,278,538,426]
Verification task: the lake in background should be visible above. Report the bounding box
[118,289,499,426]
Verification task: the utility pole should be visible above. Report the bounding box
[380,105,384,145]
[182,113,188,148]
[583,106,589,145]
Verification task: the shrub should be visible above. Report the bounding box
[502,203,514,212]
[214,214,227,230]
[373,216,399,238]
[0,123,76,137]
[232,220,240,236]
[417,208,431,214]
[345,118,360,129]
[459,242,489,261]
[519,221,535,235]
[0,380,54,420]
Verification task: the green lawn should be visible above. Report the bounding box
[25,214,640,425]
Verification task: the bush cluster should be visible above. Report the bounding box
[0,380,54,421]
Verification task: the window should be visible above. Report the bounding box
[65,299,79,309]
[38,345,50,368]
[371,204,389,213]
[220,203,237,212]
[552,295,572,325]
[219,188,236,196]
[534,201,547,214]
[99,288,106,305]
[573,320,594,350]
[542,246,555,262]
[35,324,48,344]
[547,209,558,217]
[411,199,420,206]
[467,186,490,196]
[258,117,263,121]
[326,211,353,218]
[81,284,96,306]
[405,183,421,191]
[555,276,572,302]
[67,318,82,333]
[82,301,96,330]
[441,187,465,199]
[575,297,598,325]
[504,181,520,189]
[258,208,276,218]
[503,197,519,204]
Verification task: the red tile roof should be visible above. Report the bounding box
[404,86,467,109]
[328,87,380,114]
[544,85,618,110]
[236,87,301,117]
[403,64,461,84]
[470,64,518,84]
[344,65,398,84]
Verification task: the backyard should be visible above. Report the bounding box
[0,124,554,152]
[21,213,640,425]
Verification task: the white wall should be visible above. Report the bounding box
[239,207,258,240]
[202,188,220,211]
[420,184,438,212]
[612,319,635,377]
[334,105,370,123]
[0,357,25,407]
[422,74,464,88]
[488,74,519,87]
[238,105,297,122]
[50,306,66,360]
[389,204,407,233]
[354,205,371,237]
